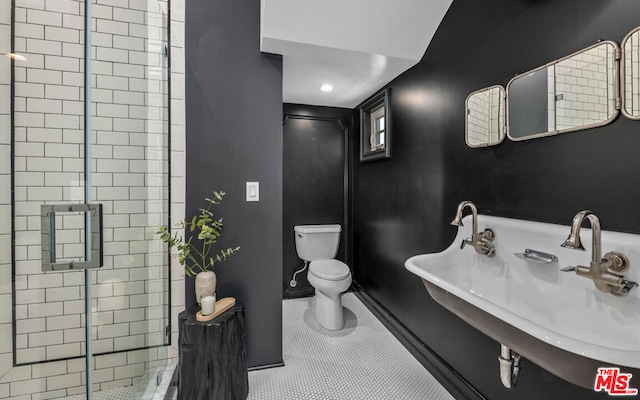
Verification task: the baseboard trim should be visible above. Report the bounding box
[248,361,286,371]
[352,282,486,400]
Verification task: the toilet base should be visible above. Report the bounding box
[312,289,344,330]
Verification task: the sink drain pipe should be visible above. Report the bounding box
[498,344,522,388]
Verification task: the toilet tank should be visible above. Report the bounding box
[294,224,342,261]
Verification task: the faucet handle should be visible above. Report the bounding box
[603,251,630,273]
[481,228,495,241]
[484,243,496,258]
[561,266,577,272]
[620,281,638,296]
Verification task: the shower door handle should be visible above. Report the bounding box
[41,203,104,271]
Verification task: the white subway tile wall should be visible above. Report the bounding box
[467,91,490,143]
[0,1,12,398]
[0,0,185,398]
[467,87,503,144]
[553,44,615,130]
[625,35,640,115]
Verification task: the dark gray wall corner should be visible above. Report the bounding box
[185,0,283,368]
[354,1,640,399]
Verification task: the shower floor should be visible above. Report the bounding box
[53,386,137,400]
[52,364,174,400]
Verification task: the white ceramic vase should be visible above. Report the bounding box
[195,270,216,305]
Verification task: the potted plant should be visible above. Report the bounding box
[157,191,240,305]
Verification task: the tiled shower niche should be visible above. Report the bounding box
[0,0,184,397]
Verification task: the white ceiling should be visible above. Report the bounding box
[260,0,453,108]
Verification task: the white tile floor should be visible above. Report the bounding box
[246,293,455,400]
[56,293,454,400]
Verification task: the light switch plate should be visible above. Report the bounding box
[246,182,259,201]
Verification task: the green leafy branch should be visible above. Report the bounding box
[157,191,240,277]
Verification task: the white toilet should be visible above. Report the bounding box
[294,224,352,330]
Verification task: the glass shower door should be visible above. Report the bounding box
[1,0,170,398]
[88,2,171,395]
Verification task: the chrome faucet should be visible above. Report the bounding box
[451,201,496,257]
[561,210,638,296]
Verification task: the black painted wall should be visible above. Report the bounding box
[282,104,353,298]
[354,1,640,399]
[185,0,283,368]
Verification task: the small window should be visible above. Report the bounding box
[370,106,385,151]
[359,88,391,162]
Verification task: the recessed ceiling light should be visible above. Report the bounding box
[320,84,333,92]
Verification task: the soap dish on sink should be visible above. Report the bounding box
[514,249,558,264]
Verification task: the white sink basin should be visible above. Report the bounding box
[405,214,640,388]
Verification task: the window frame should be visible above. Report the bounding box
[359,88,391,162]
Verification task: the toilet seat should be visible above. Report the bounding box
[309,260,350,281]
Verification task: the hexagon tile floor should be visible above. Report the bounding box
[246,293,455,400]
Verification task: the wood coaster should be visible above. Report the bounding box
[196,297,236,322]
